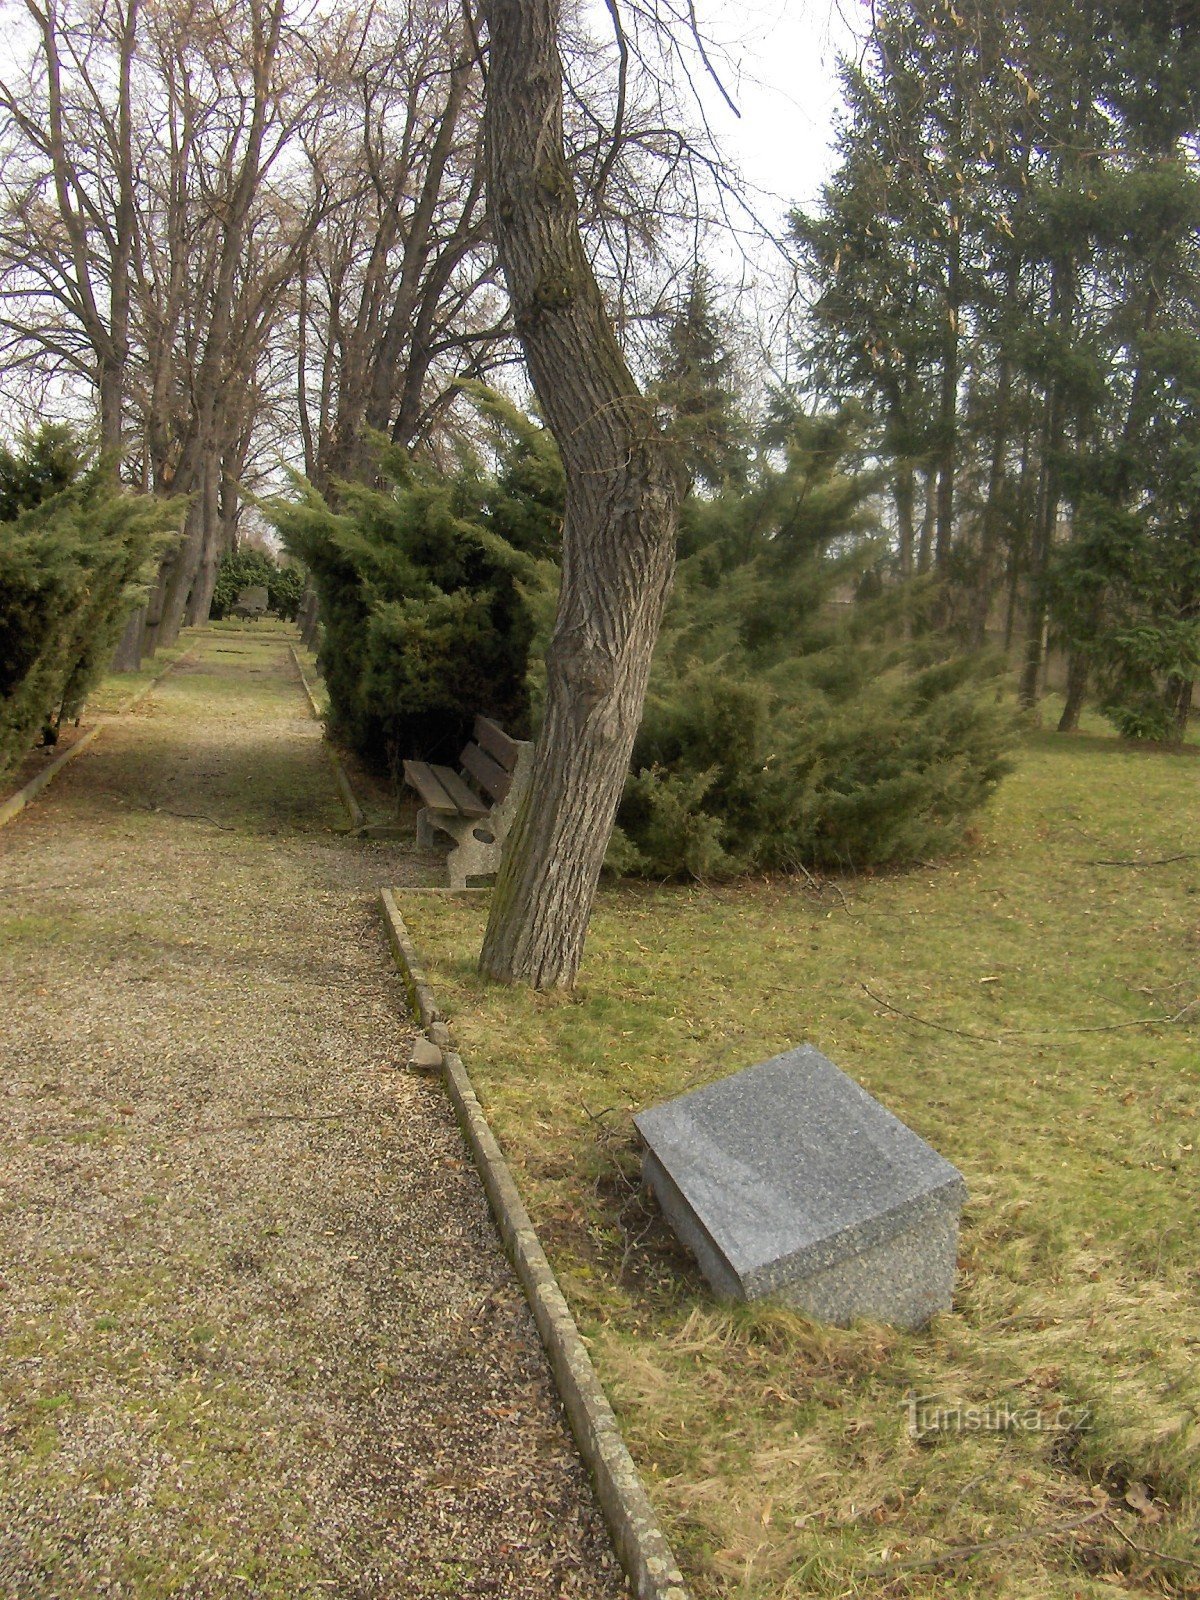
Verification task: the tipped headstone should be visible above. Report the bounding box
[634,1044,966,1329]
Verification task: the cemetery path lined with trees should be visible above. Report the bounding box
[0,633,626,1600]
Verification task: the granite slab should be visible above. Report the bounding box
[634,1044,967,1328]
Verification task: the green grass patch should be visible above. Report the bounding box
[83,639,194,715]
[400,729,1200,1598]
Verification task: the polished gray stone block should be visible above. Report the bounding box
[634,1044,966,1328]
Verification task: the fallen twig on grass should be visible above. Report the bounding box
[791,860,856,915]
[618,1212,659,1284]
[1013,996,1200,1034]
[861,1506,1108,1577]
[1088,853,1197,867]
[578,1100,621,1124]
[861,984,1003,1043]
[1101,1513,1200,1573]
[861,984,1200,1043]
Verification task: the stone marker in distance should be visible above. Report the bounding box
[634,1044,966,1329]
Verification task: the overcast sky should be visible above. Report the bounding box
[697,0,866,221]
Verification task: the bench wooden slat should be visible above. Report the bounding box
[460,740,511,802]
[429,764,490,818]
[402,760,459,814]
[474,715,522,773]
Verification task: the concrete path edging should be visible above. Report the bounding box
[0,649,194,832]
[0,725,104,832]
[378,888,692,1600]
[288,644,367,832]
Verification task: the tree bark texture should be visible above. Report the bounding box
[109,603,146,672]
[477,0,683,989]
[1019,388,1064,709]
[967,350,1013,651]
[1057,649,1089,731]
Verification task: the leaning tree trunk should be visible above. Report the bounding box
[1057,649,1089,732]
[1169,677,1194,741]
[109,603,146,672]
[185,453,226,627]
[476,0,684,990]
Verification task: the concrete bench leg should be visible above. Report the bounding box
[446,820,500,889]
[416,807,437,852]
[416,810,499,887]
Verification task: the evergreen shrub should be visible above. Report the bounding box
[615,576,1014,879]
[210,547,306,621]
[268,424,555,777]
[0,427,176,777]
[610,406,1015,878]
[269,399,1013,871]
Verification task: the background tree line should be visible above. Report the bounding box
[793,0,1200,739]
[0,0,723,671]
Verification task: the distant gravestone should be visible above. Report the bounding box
[634,1044,966,1329]
[233,585,269,620]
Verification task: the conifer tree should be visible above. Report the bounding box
[0,428,175,774]
[269,428,544,778]
[651,271,749,493]
[794,0,1199,739]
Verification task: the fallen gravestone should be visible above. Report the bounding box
[634,1044,966,1329]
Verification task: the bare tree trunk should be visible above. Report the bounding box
[933,331,958,571]
[933,100,962,572]
[1018,393,1062,709]
[1057,650,1089,731]
[967,354,1013,650]
[141,514,186,657]
[185,453,224,626]
[1020,247,1076,711]
[476,0,683,990]
[155,491,205,646]
[916,471,936,575]
[894,461,915,580]
[1169,677,1194,740]
[110,604,146,672]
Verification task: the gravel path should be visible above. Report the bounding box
[0,635,627,1600]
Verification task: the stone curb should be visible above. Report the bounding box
[0,725,104,832]
[378,888,692,1600]
[288,644,367,832]
[0,649,194,832]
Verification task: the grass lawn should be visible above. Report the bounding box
[398,721,1200,1598]
[79,638,196,717]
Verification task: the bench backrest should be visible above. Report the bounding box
[460,715,525,803]
[234,585,269,617]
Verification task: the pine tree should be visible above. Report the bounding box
[650,271,750,493]
[794,0,1199,739]
[614,400,1014,877]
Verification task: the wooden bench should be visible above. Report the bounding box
[403,716,533,889]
